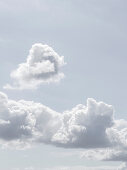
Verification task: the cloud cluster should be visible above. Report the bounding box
[0,91,61,148]
[0,90,127,167]
[52,98,115,148]
[4,43,65,89]
[0,91,127,152]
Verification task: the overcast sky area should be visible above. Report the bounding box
[0,0,127,170]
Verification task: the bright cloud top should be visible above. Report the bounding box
[0,91,127,153]
[4,43,65,89]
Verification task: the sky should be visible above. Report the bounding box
[0,0,127,169]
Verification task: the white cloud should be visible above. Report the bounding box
[0,91,127,158]
[0,91,61,149]
[81,148,127,162]
[52,98,115,148]
[4,43,65,89]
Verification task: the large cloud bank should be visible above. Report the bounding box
[0,91,127,152]
[4,43,65,89]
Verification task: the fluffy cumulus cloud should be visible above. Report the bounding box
[0,91,127,167]
[0,91,61,149]
[52,98,114,148]
[0,91,127,152]
[4,43,65,89]
[80,118,127,164]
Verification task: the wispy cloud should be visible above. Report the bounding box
[41,164,126,170]
[11,165,121,170]
[81,148,127,162]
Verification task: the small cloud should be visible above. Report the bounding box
[4,43,65,90]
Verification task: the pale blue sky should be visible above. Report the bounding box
[0,0,127,169]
